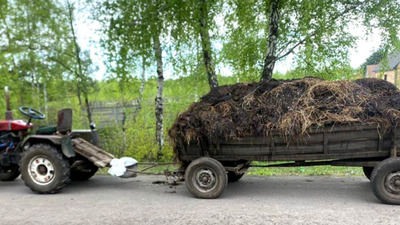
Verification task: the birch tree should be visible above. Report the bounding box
[99,0,168,156]
[0,0,75,112]
[198,0,219,89]
[169,0,221,90]
[224,0,400,80]
[66,0,95,125]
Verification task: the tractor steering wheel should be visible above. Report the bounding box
[19,106,46,120]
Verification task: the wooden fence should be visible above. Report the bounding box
[82,101,139,128]
[82,98,195,128]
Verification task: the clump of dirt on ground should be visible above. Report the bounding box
[169,77,400,158]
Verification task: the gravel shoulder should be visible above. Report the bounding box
[0,175,399,225]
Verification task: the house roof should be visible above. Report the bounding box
[373,51,400,72]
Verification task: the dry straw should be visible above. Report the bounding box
[169,78,400,160]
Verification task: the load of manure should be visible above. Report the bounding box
[168,77,400,159]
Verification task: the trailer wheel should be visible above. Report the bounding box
[227,172,244,182]
[20,144,70,194]
[371,157,400,205]
[185,157,227,199]
[0,165,20,181]
[363,167,374,180]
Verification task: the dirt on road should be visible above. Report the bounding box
[0,175,399,225]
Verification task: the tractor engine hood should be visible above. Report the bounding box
[0,120,33,131]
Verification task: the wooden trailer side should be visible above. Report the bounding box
[179,125,398,162]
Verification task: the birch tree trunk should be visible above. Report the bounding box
[261,0,280,80]
[36,74,40,110]
[153,34,164,156]
[43,74,48,124]
[120,80,127,155]
[76,85,82,105]
[67,0,92,125]
[138,56,146,111]
[27,5,36,105]
[30,73,35,103]
[199,0,218,90]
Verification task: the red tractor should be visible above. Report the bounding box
[0,118,29,181]
[0,87,112,193]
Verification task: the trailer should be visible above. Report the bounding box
[176,124,400,204]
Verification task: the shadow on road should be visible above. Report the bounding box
[0,175,380,205]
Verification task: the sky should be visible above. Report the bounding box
[75,10,382,80]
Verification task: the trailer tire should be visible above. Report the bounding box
[227,171,244,182]
[20,144,70,194]
[363,167,374,180]
[185,157,227,199]
[0,165,20,181]
[70,162,98,181]
[371,157,400,205]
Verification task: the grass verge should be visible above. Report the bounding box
[98,163,364,177]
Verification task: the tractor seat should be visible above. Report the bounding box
[35,109,72,135]
[36,126,57,135]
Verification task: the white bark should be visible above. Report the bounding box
[36,74,40,110]
[139,56,146,110]
[43,74,48,124]
[199,0,218,89]
[261,0,280,80]
[153,34,164,155]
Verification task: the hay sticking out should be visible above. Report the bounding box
[169,78,400,159]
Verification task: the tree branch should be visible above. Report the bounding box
[48,56,74,73]
[275,3,361,63]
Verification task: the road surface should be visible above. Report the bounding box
[0,175,399,225]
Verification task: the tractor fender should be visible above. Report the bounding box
[21,135,76,158]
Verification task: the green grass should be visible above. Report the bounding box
[247,166,363,176]
[98,164,364,177]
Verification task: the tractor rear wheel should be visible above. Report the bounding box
[0,165,20,181]
[70,161,98,181]
[20,144,70,194]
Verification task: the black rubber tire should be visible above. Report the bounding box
[185,157,227,199]
[227,171,244,182]
[370,157,400,205]
[363,167,374,180]
[20,144,70,194]
[0,165,20,181]
[70,162,98,181]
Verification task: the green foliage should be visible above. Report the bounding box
[361,48,385,67]
[0,0,97,127]
[247,166,362,176]
[1,0,400,172]
[222,0,268,79]
[221,0,400,80]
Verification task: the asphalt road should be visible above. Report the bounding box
[0,175,399,225]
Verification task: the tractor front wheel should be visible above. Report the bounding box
[0,165,20,181]
[20,144,70,194]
